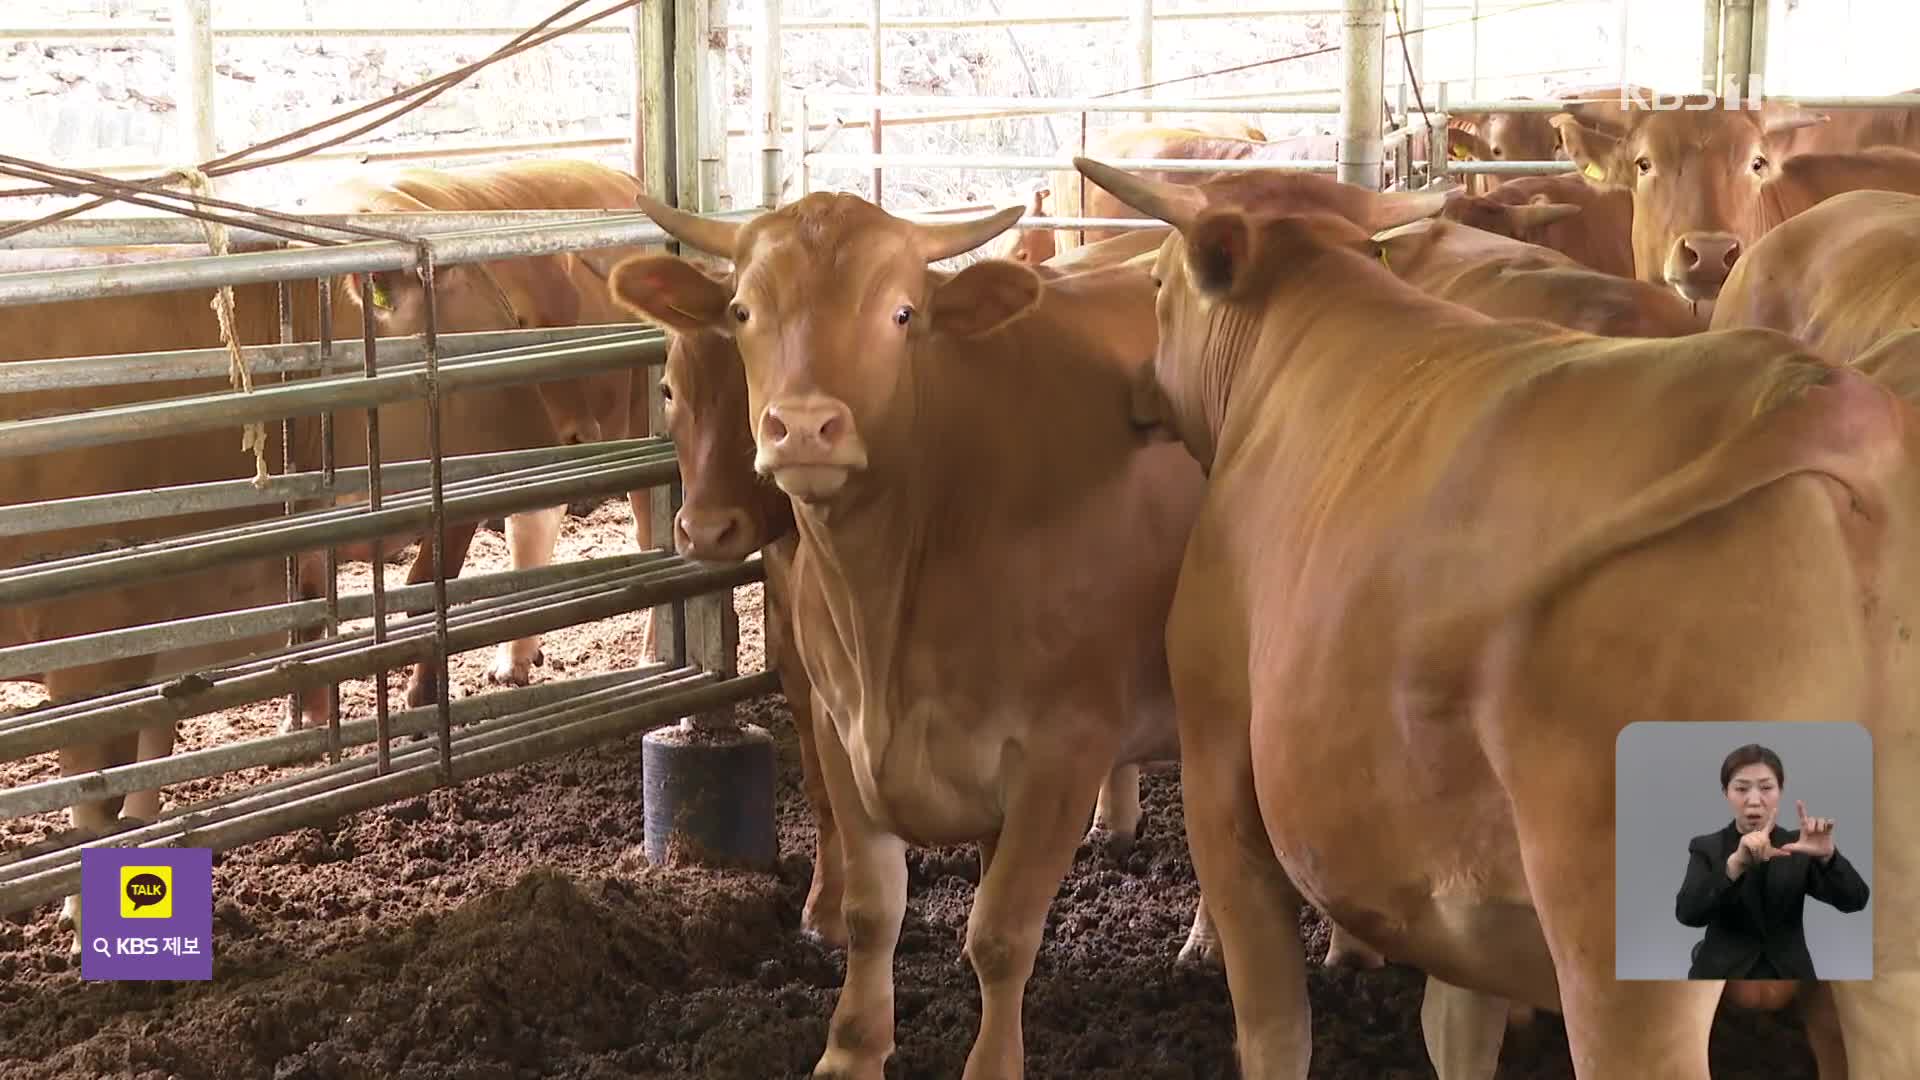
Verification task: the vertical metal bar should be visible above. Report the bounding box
[317,281,342,765]
[701,0,730,211]
[171,0,216,162]
[798,93,811,197]
[1721,0,1753,102]
[1077,110,1088,248]
[1749,0,1769,98]
[276,277,300,733]
[1339,0,1386,191]
[415,247,454,784]
[755,0,785,208]
[1702,0,1724,93]
[1433,82,1448,190]
[636,0,672,204]
[360,276,391,774]
[1617,0,1631,89]
[869,0,884,205]
[1469,0,1480,98]
[1129,0,1153,125]
[631,0,648,182]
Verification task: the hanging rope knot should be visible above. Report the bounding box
[171,166,271,488]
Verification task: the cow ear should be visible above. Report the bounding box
[1446,127,1494,162]
[1184,210,1261,299]
[607,254,733,334]
[930,258,1043,338]
[1552,114,1625,188]
[340,269,414,316]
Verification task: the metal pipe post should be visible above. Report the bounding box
[1616,0,1631,89]
[1721,0,1754,102]
[1702,0,1724,93]
[1129,0,1154,125]
[869,0,884,204]
[755,0,785,208]
[172,0,217,162]
[1338,0,1386,191]
[702,0,730,211]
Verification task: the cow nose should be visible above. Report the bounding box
[1669,232,1742,298]
[760,399,851,454]
[674,506,753,560]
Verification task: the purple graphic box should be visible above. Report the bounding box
[78,847,213,981]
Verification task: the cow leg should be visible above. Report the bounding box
[1799,980,1848,1080]
[488,505,566,687]
[1324,922,1388,969]
[286,549,333,735]
[960,756,1107,1080]
[1086,763,1140,860]
[1420,976,1508,1080]
[1177,892,1222,969]
[810,696,908,1080]
[623,489,664,664]
[777,620,844,948]
[55,730,137,953]
[1829,975,1920,1079]
[402,520,479,710]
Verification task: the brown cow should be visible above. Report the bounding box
[611,195,1210,1078]
[1710,189,1920,364]
[1765,88,1920,158]
[1441,173,1637,278]
[1373,216,1705,337]
[1554,99,1920,300]
[613,242,1216,963]
[296,159,661,708]
[1071,157,1920,1078]
[1442,83,1658,194]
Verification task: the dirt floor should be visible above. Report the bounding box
[0,501,1831,1079]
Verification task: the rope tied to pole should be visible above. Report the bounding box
[171,165,270,488]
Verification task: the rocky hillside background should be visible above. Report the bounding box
[5,0,1911,224]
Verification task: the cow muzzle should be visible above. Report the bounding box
[1665,232,1742,302]
[673,505,760,564]
[754,396,868,501]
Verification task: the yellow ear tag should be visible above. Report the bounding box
[1449,144,1471,161]
[369,278,393,310]
[1583,162,1605,181]
[1377,247,1391,271]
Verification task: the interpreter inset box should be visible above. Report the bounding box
[1615,722,1873,982]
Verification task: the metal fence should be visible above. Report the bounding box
[0,202,777,919]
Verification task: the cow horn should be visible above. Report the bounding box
[1506,201,1584,228]
[633,192,742,257]
[1072,157,1202,229]
[914,204,1027,262]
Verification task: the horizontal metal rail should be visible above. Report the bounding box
[0,666,779,917]
[1437,93,1920,113]
[62,133,637,183]
[0,554,762,763]
[0,444,678,608]
[0,211,761,309]
[0,209,659,251]
[0,665,661,819]
[807,154,1342,173]
[0,435,666,539]
[0,24,634,39]
[804,93,1346,115]
[0,331,666,458]
[0,550,682,683]
[4,323,653,392]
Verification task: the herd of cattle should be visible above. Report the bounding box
[7,82,1920,1078]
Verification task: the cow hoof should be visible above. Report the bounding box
[800,923,848,952]
[58,895,79,931]
[405,677,439,711]
[485,651,541,687]
[1175,936,1224,971]
[1082,825,1135,863]
[800,909,848,951]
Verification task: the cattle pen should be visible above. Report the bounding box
[4,1,1918,1077]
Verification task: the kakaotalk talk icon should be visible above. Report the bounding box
[79,848,213,981]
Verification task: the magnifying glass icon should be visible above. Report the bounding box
[89,937,110,957]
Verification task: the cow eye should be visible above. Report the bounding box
[894,306,914,327]
[730,303,750,324]
[1149,275,1162,289]
[1751,155,1770,175]
[1492,146,1505,158]
[1635,157,1653,175]
[658,380,673,404]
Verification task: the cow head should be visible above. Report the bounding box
[609,192,1036,505]
[1448,108,1564,188]
[605,256,792,564]
[1552,98,1827,301]
[993,185,1056,264]
[1071,159,1447,466]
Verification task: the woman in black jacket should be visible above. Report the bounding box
[1675,743,1871,980]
